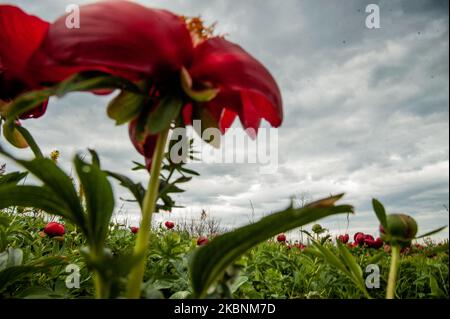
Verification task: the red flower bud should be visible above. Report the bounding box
[365,237,384,249]
[164,221,175,229]
[354,233,365,245]
[338,234,349,244]
[43,222,65,237]
[130,226,139,234]
[277,234,286,242]
[197,236,209,246]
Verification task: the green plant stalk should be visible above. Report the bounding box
[93,271,109,299]
[386,244,401,299]
[126,128,169,299]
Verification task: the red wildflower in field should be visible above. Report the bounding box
[354,232,365,246]
[164,221,175,229]
[338,234,349,244]
[277,234,286,243]
[130,227,139,234]
[365,237,384,249]
[197,236,209,246]
[43,222,65,237]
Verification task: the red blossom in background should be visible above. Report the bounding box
[338,234,349,244]
[130,227,139,234]
[43,222,65,237]
[197,236,209,246]
[276,234,286,243]
[354,232,365,246]
[164,221,175,229]
[365,237,384,249]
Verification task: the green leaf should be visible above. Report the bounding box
[416,226,447,239]
[0,185,73,220]
[74,154,114,247]
[53,72,140,97]
[2,89,51,121]
[4,72,140,121]
[0,147,85,230]
[106,171,145,209]
[336,241,368,295]
[372,198,388,230]
[107,90,146,125]
[15,125,43,158]
[0,216,9,228]
[177,166,200,176]
[170,291,191,299]
[430,276,445,297]
[189,194,353,298]
[145,96,183,134]
[0,171,28,186]
[311,242,349,275]
[88,149,101,168]
[0,256,66,292]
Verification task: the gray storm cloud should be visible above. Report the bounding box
[1,0,448,239]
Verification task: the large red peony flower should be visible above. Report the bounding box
[2,1,283,169]
[26,1,193,86]
[0,5,49,119]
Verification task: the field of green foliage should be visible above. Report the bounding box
[0,210,448,299]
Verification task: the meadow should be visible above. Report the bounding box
[0,209,448,299]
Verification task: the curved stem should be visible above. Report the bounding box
[386,244,401,299]
[126,129,169,299]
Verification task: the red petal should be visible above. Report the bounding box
[182,103,193,126]
[128,119,158,171]
[189,37,283,131]
[19,99,48,120]
[219,108,237,134]
[30,1,193,85]
[0,5,49,98]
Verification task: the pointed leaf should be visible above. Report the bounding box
[0,185,73,220]
[372,198,388,229]
[74,154,114,247]
[106,171,145,209]
[0,147,85,230]
[0,171,28,186]
[14,125,43,158]
[416,226,447,239]
[189,195,353,297]
[145,96,183,134]
[107,90,146,125]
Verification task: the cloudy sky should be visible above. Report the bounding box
[1,0,449,240]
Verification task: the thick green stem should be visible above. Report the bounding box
[93,271,109,299]
[386,244,401,299]
[126,129,169,299]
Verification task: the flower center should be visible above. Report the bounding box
[180,16,217,45]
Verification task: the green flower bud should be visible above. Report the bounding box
[381,214,418,245]
[312,224,325,234]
